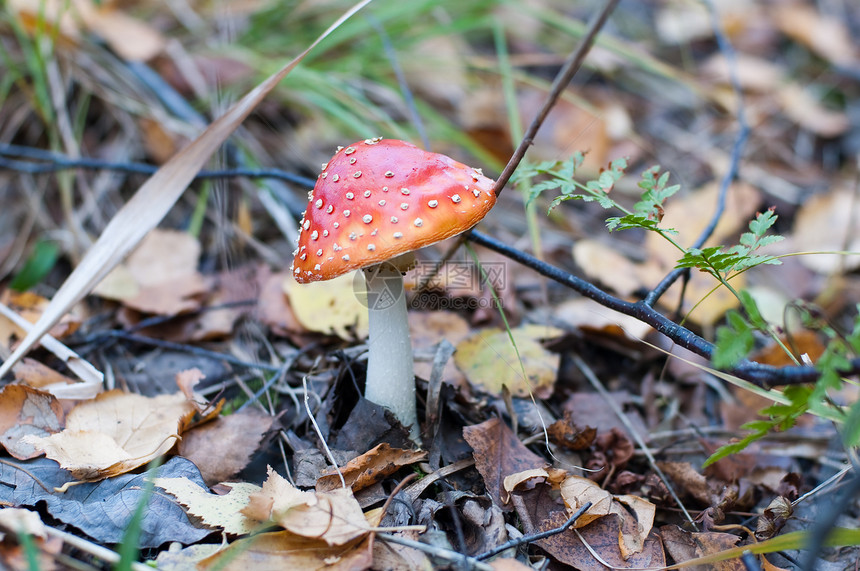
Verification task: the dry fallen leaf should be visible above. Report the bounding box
[283,271,369,339]
[95,229,208,315]
[559,475,613,528]
[243,467,370,546]
[316,443,427,493]
[778,83,850,138]
[22,390,195,480]
[455,325,563,399]
[198,531,373,571]
[792,186,860,274]
[0,385,64,460]
[463,418,547,510]
[179,408,274,487]
[155,478,261,536]
[774,4,857,67]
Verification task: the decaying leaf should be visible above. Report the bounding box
[455,325,563,398]
[283,271,369,339]
[179,407,274,486]
[243,467,371,546]
[661,524,744,571]
[155,478,261,536]
[0,456,210,547]
[463,418,547,510]
[0,384,64,460]
[559,475,614,528]
[198,531,373,571]
[22,390,195,480]
[792,186,860,274]
[94,229,208,315]
[316,443,427,493]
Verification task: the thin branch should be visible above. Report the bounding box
[466,229,860,387]
[0,145,317,189]
[493,0,620,198]
[477,501,593,561]
[644,0,750,306]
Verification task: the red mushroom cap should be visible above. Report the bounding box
[291,138,496,283]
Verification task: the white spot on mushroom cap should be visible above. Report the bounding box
[353,171,362,178]
[391,216,398,223]
[364,190,371,197]
[473,189,481,197]
[400,203,409,210]
[344,210,351,217]
[428,200,438,208]
[346,192,354,200]
[393,232,403,239]
[303,220,310,230]
[315,199,323,208]
[384,171,394,178]
[349,232,357,241]
[332,174,340,182]
[311,230,319,240]
[349,157,357,164]
[401,188,410,195]
[414,218,423,227]
[323,230,329,237]
[326,205,334,214]
[314,264,321,270]
[379,200,386,206]
[363,214,373,223]
[344,146,356,154]
[342,255,350,261]
[451,194,461,203]
[367,244,376,251]
[316,249,323,256]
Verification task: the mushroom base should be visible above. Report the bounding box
[363,262,419,442]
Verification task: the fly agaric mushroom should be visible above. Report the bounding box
[291,138,495,440]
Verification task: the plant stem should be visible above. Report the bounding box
[363,263,418,442]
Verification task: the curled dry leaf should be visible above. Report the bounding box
[22,390,195,480]
[316,443,427,493]
[0,384,64,460]
[454,325,564,399]
[243,467,370,546]
[559,475,613,528]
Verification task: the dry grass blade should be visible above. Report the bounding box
[0,0,374,381]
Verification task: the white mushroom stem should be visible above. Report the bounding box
[363,260,418,442]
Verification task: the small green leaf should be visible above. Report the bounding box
[712,310,755,368]
[9,240,60,291]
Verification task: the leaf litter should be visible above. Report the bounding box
[0,0,859,569]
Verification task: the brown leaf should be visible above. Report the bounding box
[792,186,860,274]
[243,467,370,546]
[12,359,76,390]
[558,476,613,528]
[660,525,743,571]
[778,83,850,138]
[463,418,546,509]
[0,385,64,460]
[774,4,857,67]
[95,229,208,315]
[178,408,274,486]
[548,412,596,451]
[755,496,793,540]
[22,390,194,480]
[316,443,427,493]
[657,461,715,505]
[199,531,373,571]
[537,511,665,570]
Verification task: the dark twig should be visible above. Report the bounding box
[78,330,283,372]
[477,501,593,561]
[644,0,750,307]
[466,229,860,387]
[0,145,317,190]
[493,0,619,198]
